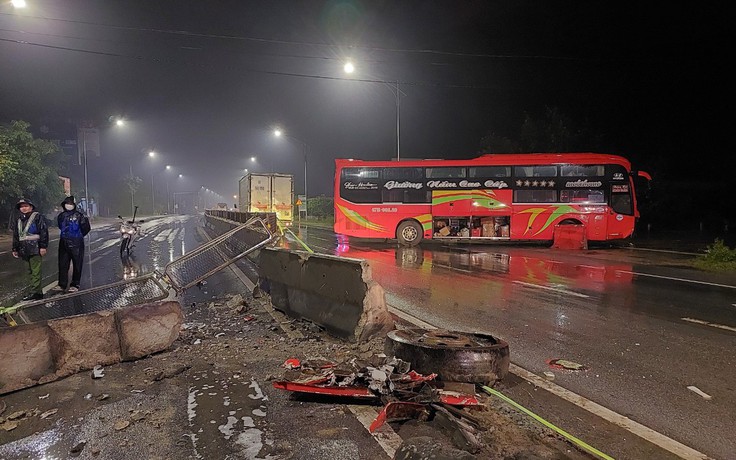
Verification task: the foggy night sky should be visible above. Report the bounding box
[0,1,731,203]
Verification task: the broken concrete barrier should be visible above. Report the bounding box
[118,300,183,360]
[0,300,182,395]
[257,248,394,343]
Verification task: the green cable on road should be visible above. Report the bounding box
[481,385,614,460]
[286,228,314,253]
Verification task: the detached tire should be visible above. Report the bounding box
[385,328,510,384]
[397,220,423,247]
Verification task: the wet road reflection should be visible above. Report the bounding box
[285,224,736,460]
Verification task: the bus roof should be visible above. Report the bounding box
[335,153,632,169]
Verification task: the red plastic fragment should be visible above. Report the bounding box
[438,391,480,406]
[243,315,255,322]
[283,358,301,369]
[272,381,377,399]
[369,402,427,432]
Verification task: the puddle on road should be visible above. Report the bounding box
[187,372,276,459]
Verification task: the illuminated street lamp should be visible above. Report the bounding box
[11,0,26,8]
[343,60,402,160]
[273,128,308,219]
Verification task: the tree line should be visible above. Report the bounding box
[0,120,65,230]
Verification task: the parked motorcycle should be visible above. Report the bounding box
[118,206,144,256]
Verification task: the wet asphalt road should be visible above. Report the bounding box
[3,215,735,458]
[282,224,736,460]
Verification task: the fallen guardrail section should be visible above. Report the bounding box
[0,217,275,395]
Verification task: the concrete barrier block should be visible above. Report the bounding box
[117,300,183,360]
[48,309,121,376]
[258,248,394,342]
[0,323,53,394]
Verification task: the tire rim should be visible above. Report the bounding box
[402,226,418,242]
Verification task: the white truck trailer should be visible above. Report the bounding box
[238,173,294,225]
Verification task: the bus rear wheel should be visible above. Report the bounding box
[397,220,423,247]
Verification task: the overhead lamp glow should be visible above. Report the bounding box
[11,0,27,8]
[115,118,125,127]
[343,61,355,74]
[273,129,282,137]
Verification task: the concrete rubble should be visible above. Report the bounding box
[0,292,590,459]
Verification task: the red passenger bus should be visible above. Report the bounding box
[334,153,651,246]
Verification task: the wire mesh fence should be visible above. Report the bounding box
[5,274,170,326]
[163,217,275,292]
[2,217,275,327]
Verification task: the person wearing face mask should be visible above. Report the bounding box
[51,196,91,293]
[11,198,49,301]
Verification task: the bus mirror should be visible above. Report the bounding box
[632,170,652,181]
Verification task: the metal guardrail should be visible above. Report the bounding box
[3,274,170,326]
[206,210,279,234]
[163,216,275,292]
[2,217,276,327]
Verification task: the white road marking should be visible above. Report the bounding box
[627,247,702,256]
[617,270,736,289]
[89,256,103,265]
[512,280,590,298]
[681,317,736,333]
[386,304,711,460]
[42,281,59,293]
[349,405,401,458]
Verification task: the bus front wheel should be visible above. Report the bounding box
[397,220,423,247]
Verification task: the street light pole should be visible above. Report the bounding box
[82,129,89,214]
[273,129,308,219]
[151,173,155,214]
[395,80,400,161]
[129,163,135,216]
[343,61,402,161]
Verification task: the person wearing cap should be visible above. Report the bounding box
[51,196,90,293]
[11,198,49,301]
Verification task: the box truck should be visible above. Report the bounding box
[238,173,294,225]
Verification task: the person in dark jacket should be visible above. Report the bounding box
[11,198,49,301]
[51,196,91,293]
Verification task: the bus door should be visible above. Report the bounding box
[608,183,635,239]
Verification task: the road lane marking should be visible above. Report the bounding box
[681,317,736,332]
[512,280,589,298]
[617,270,736,289]
[349,405,401,458]
[386,303,711,460]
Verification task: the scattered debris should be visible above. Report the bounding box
[0,399,5,416]
[40,408,59,419]
[153,363,190,381]
[547,359,586,371]
[273,354,482,436]
[7,410,26,420]
[97,394,110,401]
[92,365,105,379]
[130,389,145,394]
[84,393,93,400]
[114,420,130,430]
[243,315,255,322]
[543,371,555,380]
[687,385,712,400]
[283,358,301,369]
[38,393,50,400]
[69,441,86,456]
[0,420,19,431]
